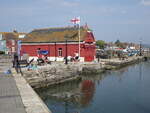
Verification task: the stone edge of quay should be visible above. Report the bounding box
[11,68,52,113]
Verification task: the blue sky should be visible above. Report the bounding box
[0,0,150,44]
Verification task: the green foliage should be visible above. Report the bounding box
[115,40,126,48]
[96,40,105,49]
[115,40,120,46]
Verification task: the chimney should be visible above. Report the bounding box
[13,30,18,33]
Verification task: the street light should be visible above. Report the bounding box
[55,42,57,61]
[139,38,142,56]
[98,52,100,62]
[65,35,68,65]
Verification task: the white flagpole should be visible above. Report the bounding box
[78,16,81,60]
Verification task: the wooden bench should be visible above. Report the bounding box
[18,60,29,67]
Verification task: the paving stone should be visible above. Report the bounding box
[0,56,26,113]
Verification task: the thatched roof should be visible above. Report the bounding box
[22,27,90,43]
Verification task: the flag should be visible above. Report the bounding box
[70,17,80,24]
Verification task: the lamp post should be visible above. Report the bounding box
[98,52,100,62]
[65,35,68,65]
[139,39,142,56]
[55,42,56,61]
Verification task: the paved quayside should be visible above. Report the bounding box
[11,69,51,113]
[0,56,26,113]
[0,55,51,113]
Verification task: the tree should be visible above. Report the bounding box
[96,40,105,49]
[115,40,126,48]
[115,40,120,47]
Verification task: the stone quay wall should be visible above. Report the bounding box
[21,56,145,89]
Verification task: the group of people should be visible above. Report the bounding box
[64,52,79,62]
[37,55,51,65]
[12,49,80,71]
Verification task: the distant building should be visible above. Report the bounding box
[0,32,26,54]
[21,26,96,62]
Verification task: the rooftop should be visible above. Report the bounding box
[22,26,91,43]
[0,32,26,40]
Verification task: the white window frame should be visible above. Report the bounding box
[12,47,15,52]
[58,48,62,57]
[12,40,15,46]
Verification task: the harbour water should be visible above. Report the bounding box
[36,61,150,113]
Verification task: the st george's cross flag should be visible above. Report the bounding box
[70,17,80,25]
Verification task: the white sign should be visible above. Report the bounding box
[18,34,25,38]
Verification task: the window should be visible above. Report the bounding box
[37,48,41,56]
[12,40,15,46]
[58,48,62,56]
[12,47,15,52]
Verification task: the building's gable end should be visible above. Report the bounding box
[84,31,95,43]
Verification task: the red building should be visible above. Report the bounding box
[21,26,96,62]
[0,32,26,54]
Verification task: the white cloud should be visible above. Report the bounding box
[63,1,79,7]
[36,0,79,7]
[141,0,150,6]
[121,10,127,14]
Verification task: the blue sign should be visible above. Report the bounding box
[41,50,49,55]
[18,40,21,56]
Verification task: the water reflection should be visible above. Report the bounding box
[36,62,150,113]
[37,79,96,108]
[36,66,132,113]
[139,63,142,81]
[80,80,95,107]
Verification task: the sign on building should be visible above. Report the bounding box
[18,40,21,57]
[18,35,25,38]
